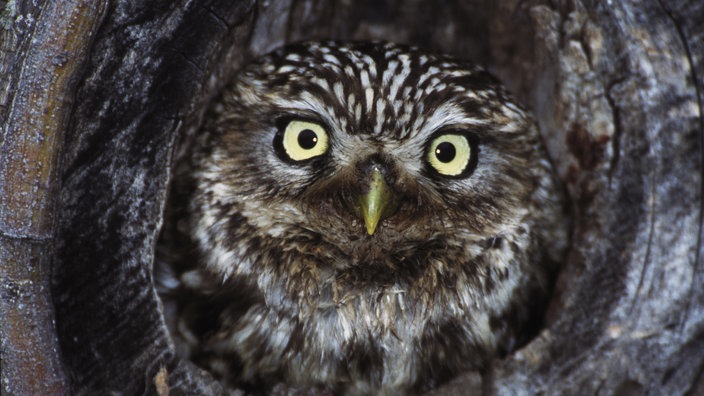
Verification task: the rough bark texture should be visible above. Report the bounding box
[1,1,105,394]
[1,0,701,395]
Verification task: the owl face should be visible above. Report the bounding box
[186,41,564,392]
[196,41,538,274]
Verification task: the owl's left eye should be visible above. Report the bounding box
[275,119,329,162]
[426,132,476,177]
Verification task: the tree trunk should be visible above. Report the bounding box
[1,0,701,394]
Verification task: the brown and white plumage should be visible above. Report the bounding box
[158,41,568,394]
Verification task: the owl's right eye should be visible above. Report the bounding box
[275,119,330,162]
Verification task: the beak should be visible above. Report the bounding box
[357,167,399,235]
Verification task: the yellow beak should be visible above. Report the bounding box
[358,167,397,235]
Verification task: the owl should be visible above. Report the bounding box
[159,41,568,395]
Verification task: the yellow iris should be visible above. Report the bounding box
[427,134,471,176]
[282,120,329,161]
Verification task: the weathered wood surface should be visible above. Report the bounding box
[1,1,105,394]
[1,0,701,394]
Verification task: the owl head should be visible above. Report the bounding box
[192,41,549,277]
[184,41,566,391]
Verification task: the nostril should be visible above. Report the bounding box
[355,153,397,185]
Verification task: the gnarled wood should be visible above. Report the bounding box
[1,0,701,394]
[0,1,105,394]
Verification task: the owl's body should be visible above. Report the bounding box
[162,41,567,394]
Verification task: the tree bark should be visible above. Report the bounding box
[1,0,701,394]
[1,1,105,394]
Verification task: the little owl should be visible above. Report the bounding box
[158,41,568,395]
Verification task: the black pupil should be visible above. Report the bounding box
[298,129,318,149]
[435,142,456,163]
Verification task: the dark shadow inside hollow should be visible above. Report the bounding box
[154,1,570,393]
